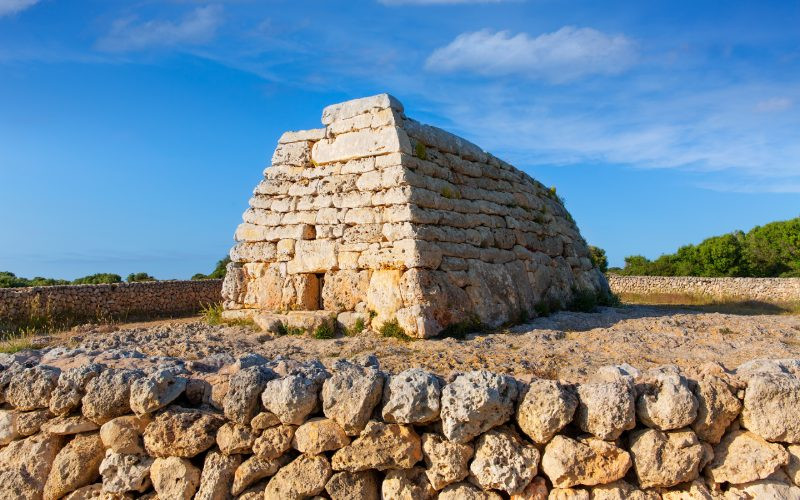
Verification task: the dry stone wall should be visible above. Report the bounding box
[0,280,222,326]
[608,275,800,304]
[223,94,608,337]
[2,350,800,499]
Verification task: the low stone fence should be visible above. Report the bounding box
[1,348,799,498]
[0,280,223,327]
[608,274,800,304]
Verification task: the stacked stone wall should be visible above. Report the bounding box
[0,280,222,327]
[224,94,608,337]
[2,351,800,498]
[608,275,800,304]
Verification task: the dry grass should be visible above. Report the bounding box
[619,292,800,316]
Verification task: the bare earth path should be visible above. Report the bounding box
[45,305,800,383]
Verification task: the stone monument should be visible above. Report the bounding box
[222,94,609,337]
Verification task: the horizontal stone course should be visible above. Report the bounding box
[0,280,222,326]
[2,352,800,498]
[608,275,800,304]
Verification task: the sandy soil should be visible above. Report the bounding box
[38,305,800,383]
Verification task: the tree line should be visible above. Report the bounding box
[608,217,800,277]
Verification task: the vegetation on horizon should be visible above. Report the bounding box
[610,217,800,278]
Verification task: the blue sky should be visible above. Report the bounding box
[1,0,798,279]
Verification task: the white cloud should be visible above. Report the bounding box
[425,27,636,82]
[97,5,223,52]
[755,97,793,112]
[0,0,39,17]
[380,0,506,4]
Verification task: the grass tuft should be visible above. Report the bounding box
[344,317,366,337]
[379,319,414,341]
[313,322,335,339]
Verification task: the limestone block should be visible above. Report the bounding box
[232,456,284,496]
[382,467,436,500]
[322,270,370,311]
[635,368,698,431]
[321,93,403,125]
[143,406,226,458]
[271,141,312,166]
[312,127,412,165]
[469,426,540,495]
[287,240,337,273]
[705,430,789,484]
[541,435,631,488]
[150,457,201,500]
[421,433,473,490]
[516,378,578,444]
[279,128,326,144]
[331,420,422,472]
[322,360,384,435]
[264,454,332,500]
[366,269,404,323]
[690,374,741,444]
[292,417,350,454]
[575,381,636,441]
[742,373,800,443]
[195,449,241,500]
[440,370,518,443]
[43,432,104,500]
[628,428,705,488]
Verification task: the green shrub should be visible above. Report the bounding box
[0,272,69,288]
[344,317,366,336]
[534,301,551,317]
[569,289,599,313]
[126,272,156,283]
[72,273,122,285]
[313,322,335,339]
[193,257,231,280]
[588,246,608,273]
[438,314,483,339]
[414,142,427,160]
[379,319,413,341]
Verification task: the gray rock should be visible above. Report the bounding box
[516,378,578,444]
[99,450,153,494]
[468,426,540,495]
[322,360,384,436]
[742,373,800,443]
[440,370,518,443]
[223,365,276,425]
[5,365,61,411]
[325,470,380,500]
[421,433,474,490]
[129,369,187,415]
[635,368,698,431]
[0,362,25,403]
[49,363,103,416]
[261,374,320,425]
[575,381,635,440]
[82,369,144,424]
[195,448,241,500]
[381,368,442,425]
[690,374,742,444]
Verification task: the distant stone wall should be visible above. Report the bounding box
[1,350,800,498]
[0,280,222,326]
[608,275,800,304]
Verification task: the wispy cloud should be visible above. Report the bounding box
[0,0,39,17]
[425,27,637,82]
[755,97,793,112]
[379,0,507,4]
[96,5,223,52]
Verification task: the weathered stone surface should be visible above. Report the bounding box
[706,430,790,484]
[42,415,99,435]
[6,365,60,411]
[421,432,473,490]
[232,456,283,496]
[17,408,52,436]
[223,365,275,425]
[438,482,503,500]
[440,370,518,443]
[549,488,590,499]
[382,466,436,500]
[660,480,715,500]
[690,374,742,444]
[0,432,63,500]
[326,470,380,500]
[251,411,281,431]
[100,415,148,454]
[0,409,19,444]
[725,471,800,499]
[195,449,241,500]
[215,422,258,454]
[331,420,422,472]
[261,373,321,425]
[264,454,332,500]
[322,360,383,435]
[381,368,442,425]
[575,381,635,440]
[510,476,549,500]
[43,432,104,500]
[98,450,153,494]
[469,426,540,495]
[82,369,143,424]
[150,456,201,500]
[629,428,705,488]
[49,364,103,416]
[252,424,295,459]
[129,369,187,415]
[517,379,578,444]
[541,435,631,488]
[787,445,800,487]
[590,480,660,500]
[143,406,225,458]
[635,369,698,431]
[292,417,350,454]
[61,483,103,500]
[742,373,800,443]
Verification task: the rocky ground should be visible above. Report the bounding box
[37,305,800,383]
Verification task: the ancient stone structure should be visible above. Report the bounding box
[222,94,608,337]
[2,348,800,499]
[0,280,222,328]
[608,275,800,304]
